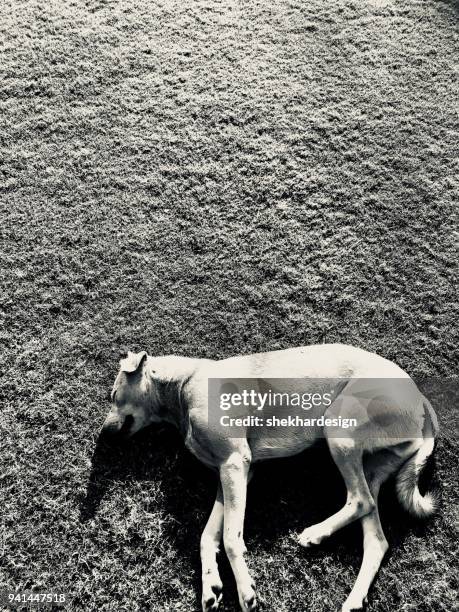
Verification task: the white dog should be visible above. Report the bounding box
[102,344,438,612]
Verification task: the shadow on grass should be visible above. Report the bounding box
[79,424,213,523]
[79,427,444,610]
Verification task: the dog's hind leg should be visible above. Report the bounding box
[341,448,414,611]
[201,483,224,611]
[341,475,388,612]
[299,437,374,548]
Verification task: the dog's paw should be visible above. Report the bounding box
[241,592,257,612]
[297,525,329,548]
[202,581,223,611]
[239,583,257,612]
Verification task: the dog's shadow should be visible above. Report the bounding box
[79,427,440,610]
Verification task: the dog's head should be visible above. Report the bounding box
[101,351,161,440]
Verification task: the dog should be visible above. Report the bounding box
[101,344,438,612]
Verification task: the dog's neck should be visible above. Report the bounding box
[147,355,200,434]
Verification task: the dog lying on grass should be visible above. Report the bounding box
[101,344,438,612]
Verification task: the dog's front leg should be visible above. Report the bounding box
[220,451,256,612]
[201,483,224,611]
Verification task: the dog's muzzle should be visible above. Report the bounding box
[100,413,134,440]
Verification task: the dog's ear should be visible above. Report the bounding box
[120,351,148,374]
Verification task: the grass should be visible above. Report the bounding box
[0,0,458,610]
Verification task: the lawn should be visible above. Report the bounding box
[0,0,458,610]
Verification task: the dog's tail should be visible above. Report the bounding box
[395,397,439,518]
